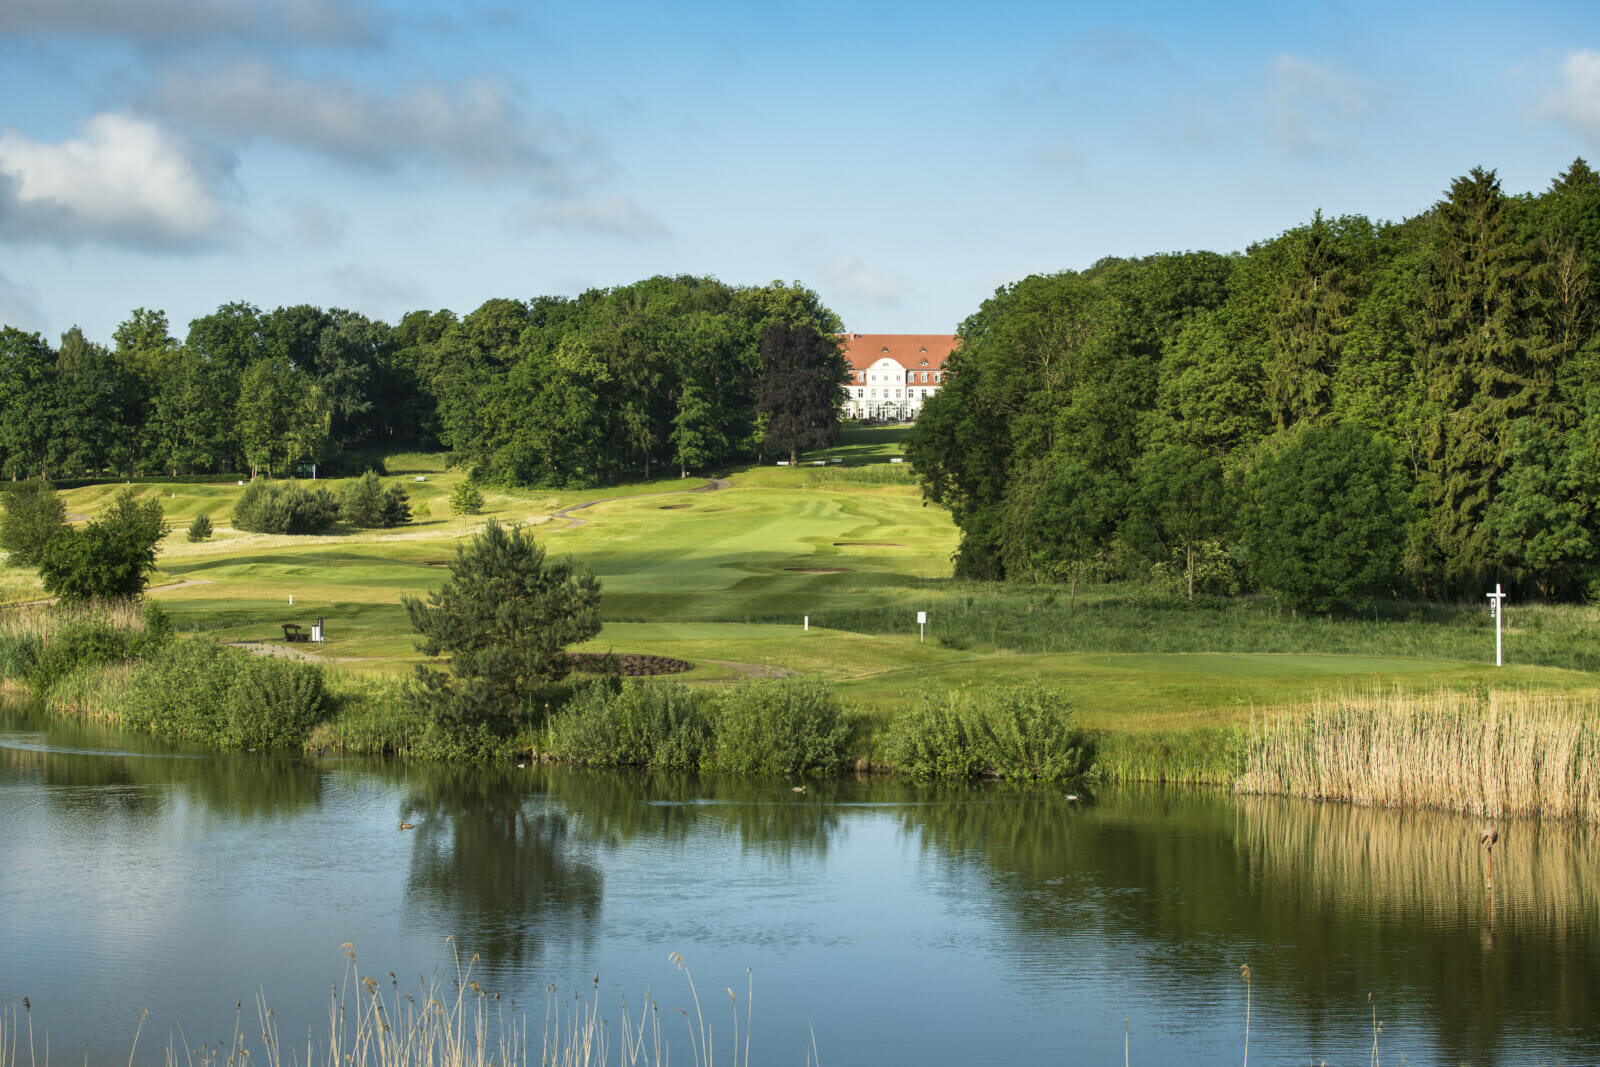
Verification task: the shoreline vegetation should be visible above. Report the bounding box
[4,600,1599,822]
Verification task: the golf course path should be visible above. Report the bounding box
[11,577,216,608]
[545,477,730,531]
[703,658,798,679]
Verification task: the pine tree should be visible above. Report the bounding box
[1416,167,1562,589]
[402,521,601,734]
[186,512,213,542]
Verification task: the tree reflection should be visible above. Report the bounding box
[400,763,603,969]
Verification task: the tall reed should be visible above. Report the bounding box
[1238,686,1600,822]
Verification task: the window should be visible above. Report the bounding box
[920,372,928,382]
[857,389,863,397]
[934,372,942,382]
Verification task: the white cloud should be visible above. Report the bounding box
[154,60,605,189]
[0,0,378,45]
[515,196,669,239]
[1264,55,1377,155]
[824,256,908,306]
[0,113,230,249]
[0,271,47,333]
[1541,49,1600,146]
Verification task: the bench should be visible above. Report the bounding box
[281,623,307,642]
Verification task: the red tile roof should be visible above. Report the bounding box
[837,334,958,373]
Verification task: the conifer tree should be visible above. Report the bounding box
[1416,167,1562,589]
[403,521,601,735]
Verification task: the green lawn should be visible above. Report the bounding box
[11,429,1599,747]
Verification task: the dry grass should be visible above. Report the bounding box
[2,946,754,1067]
[0,600,146,642]
[1238,685,1600,822]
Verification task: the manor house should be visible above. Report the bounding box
[839,334,957,421]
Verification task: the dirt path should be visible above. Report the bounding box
[544,477,731,532]
[229,640,368,664]
[10,577,216,608]
[702,659,798,679]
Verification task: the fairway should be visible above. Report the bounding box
[10,426,1597,739]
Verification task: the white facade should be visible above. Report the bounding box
[838,334,955,421]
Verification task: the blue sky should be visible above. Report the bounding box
[2,0,1598,344]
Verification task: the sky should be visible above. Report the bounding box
[1,0,1598,345]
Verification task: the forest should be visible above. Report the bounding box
[906,162,1600,607]
[0,276,843,489]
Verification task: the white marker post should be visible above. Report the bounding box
[804,615,809,632]
[1487,583,1506,666]
[917,611,926,643]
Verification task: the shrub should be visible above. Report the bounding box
[0,630,41,682]
[222,655,326,749]
[548,680,712,768]
[885,693,987,779]
[186,513,213,542]
[123,638,327,750]
[30,617,133,697]
[232,480,341,534]
[711,679,856,776]
[886,684,1096,782]
[977,684,1093,781]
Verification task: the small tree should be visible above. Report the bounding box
[450,481,484,520]
[342,470,411,528]
[0,479,67,566]
[186,513,213,542]
[38,488,168,602]
[402,520,602,735]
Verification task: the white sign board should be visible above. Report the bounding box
[917,612,927,624]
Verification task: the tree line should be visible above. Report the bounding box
[0,275,847,488]
[907,161,1600,607]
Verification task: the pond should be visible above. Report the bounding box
[3,698,1598,1065]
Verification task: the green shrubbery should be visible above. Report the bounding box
[887,685,1097,782]
[548,680,712,768]
[122,639,326,750]
[713,678,855,775]
[546,678,855,776]
[232,479,341,534]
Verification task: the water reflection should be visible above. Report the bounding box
[399,763,603,967]
[0,701,324,821]
[4,697,1599,1066]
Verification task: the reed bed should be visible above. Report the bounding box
[1238,686,1600,822]
[1,947,750,1067]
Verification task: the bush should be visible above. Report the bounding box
[186,513,213,542]
[123,638,327,750]
[547,680,712,768]
[232,480,341,534]
[886,684,1096,782]
[711,679,856,776]
[0,630,41,681]
[885,693,987,779]
[30,617,133,697]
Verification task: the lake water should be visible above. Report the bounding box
[3,698,1598,1066]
